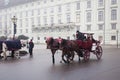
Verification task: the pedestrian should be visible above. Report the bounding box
[29,39,34,56]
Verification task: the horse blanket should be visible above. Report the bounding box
[0,40,22,51]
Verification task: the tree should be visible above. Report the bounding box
[17,35,29,40]
[0,36,7,40]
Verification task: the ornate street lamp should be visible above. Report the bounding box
[11,16,17,39]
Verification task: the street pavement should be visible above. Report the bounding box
[0,44,120,80]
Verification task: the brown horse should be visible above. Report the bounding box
[45,37,74,64]
[46,37,59,64]
[59,39,83,62]
[59,38,93,62]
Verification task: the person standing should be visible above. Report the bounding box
[29,39,34,56]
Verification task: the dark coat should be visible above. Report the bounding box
[29,41,34,49]
[76,31,85,41]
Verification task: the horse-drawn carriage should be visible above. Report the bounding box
[0,39,27,60]
[46,33,103,64]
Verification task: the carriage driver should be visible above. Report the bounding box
[76,30,86,41]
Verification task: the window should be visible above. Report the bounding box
[67,36,70,40]
[44,0,47,3]
[76,26,80,31]
[58,15,61,24]
[31,3,34,6]
[51,0,54,2]
[50,16,54,24]
[31,10,34,16]
[66,3,70,11]
[111,9,117,20]
[37,17,40,25]
[26,29,28,33]
[20,12,22,18]
[31,18,34,25]
[26,4,28,7]
[87,25,91,31]
[87,0,91,8]
[44,37,46,40]
[51,7,54,13]
[98,24,103,30]
[98,36,103,41]
[111,35,116,40]
[20,29,22,33]
[111,23,116,30]
[86,12,91,22]
[58,5,61,12]
[37,2,40,5]
[44,9,47,14]
[98,0,104,7]
[38,9,40,15]
[26,11,28,17]
[76,13,80,23]
[76,2,80,10]
[66,14,70,23]
[43,16,47,25]
[26,18,28,27]
[20,19,22,27]
[111,0,117,5]
[38,37,40,40]
[98,11,104,21]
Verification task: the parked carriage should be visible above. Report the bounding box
[0,39,25,60]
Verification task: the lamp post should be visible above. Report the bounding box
[11,16,17,39]
[116,30,119,48]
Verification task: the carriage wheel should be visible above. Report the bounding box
[83,50,90,61]
[95,46,103,60]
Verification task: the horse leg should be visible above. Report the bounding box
[52,54,55,64]
[51,49,56,64]
[62,54,67,63]
[70,51,75,61]
[66,53,70,64]
[61,50,69,63]
[3,51,7,60]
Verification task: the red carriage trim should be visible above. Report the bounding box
[76,40,92,50]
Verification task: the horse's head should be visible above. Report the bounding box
[45,37,54,49]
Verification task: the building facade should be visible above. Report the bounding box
[0,0,120,44]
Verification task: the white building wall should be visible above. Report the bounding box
[0,0,120,44]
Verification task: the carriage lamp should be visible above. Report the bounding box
[11,16,17,39]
